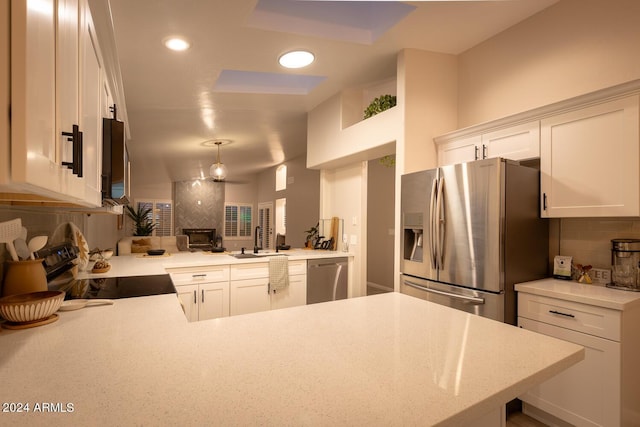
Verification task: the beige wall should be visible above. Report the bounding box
[458,0,640,127]
[256,155,320,249]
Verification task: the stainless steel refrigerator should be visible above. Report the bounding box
[400,157,548,325]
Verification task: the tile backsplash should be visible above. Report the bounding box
[553,218,640,270]
[0,206,86,272]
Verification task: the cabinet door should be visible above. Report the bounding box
[176,284,198,322]
[230,278,270,316]
[519,317,620,427]
[437,135,480,166]
[271,274,307,310]
[199,282,230,321]
[78,2,102,206]
[10,0,61,193]
[540,96,640,217]
[482,121,539,161]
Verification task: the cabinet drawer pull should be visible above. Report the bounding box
[192,274,206,278]
[549,309,575,318]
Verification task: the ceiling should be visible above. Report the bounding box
[107,0,558,186]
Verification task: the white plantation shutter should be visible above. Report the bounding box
[136,199,173,237]
[154,202,173,237]
[225,203,252,238]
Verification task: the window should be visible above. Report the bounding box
[276,165,287,191]
[224,203,252,239]
[136,199,173,237]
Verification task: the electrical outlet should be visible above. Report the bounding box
[590,268,611,284]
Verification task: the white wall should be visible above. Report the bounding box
[321,163,366,297]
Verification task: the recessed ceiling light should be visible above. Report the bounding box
[164,37,191,52]
[278,50,315,69]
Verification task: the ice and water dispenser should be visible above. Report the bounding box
[608,238,640,291]
[402,213,423,263]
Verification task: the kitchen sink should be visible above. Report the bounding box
[231,252,288,259]
[231,253,259,258]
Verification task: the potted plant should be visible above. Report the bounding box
[304,222,319,249]
[363,94,397,119]
[124,205,157,236]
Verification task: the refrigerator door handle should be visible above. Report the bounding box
[435,177,445,269]
[403,280,485,305]
[428,178,438,269]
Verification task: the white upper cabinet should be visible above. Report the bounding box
[79,1,103,206]
[540,95,640,217]
[437,121,540,167]
[437,135,481,166]
[9,0,60,195]
[482,121,540,161]
[3,0,105,206]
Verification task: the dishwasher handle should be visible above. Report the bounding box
[404,280,485,305]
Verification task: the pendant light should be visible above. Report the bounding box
[209,141,228,181]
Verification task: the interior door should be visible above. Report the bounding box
[257,202,273,249]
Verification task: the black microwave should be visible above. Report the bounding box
[101,118,130,205]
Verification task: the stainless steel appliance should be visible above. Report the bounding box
[400,157,548,325]
[307,257,348,304]
[607,238,640,291]
[38,243,176,299]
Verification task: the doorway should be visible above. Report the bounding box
[257,202,273,249]
[366,156,395,295]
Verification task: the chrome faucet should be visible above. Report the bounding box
[254,226,261,253]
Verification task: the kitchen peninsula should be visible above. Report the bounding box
[0,292,582,426]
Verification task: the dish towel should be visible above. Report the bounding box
[269,256,289,293]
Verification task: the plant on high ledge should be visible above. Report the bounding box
[124,204,157,236]
[363,94,397,119]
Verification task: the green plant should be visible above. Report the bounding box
[124,204,157,236]
[363,94,397,119]
[304,222,319,247]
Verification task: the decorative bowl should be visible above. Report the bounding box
[147,249,166,256]
[0,291,65,323]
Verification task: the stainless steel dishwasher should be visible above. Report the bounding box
[307,257,348,304]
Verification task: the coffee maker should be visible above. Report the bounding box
[608,238,640,291]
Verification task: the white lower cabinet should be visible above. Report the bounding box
[170,266,230,322]
[271,260,307,310]
[230,259,308,316]
[517,291,640,427]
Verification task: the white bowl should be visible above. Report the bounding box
[0,291,65,323]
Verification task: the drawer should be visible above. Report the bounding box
[288,260,306,276]
[169,266,230,286]
[518,292,621,341]
[230,262,268,280]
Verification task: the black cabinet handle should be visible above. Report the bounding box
[482,144,487,159]
[201,289,204,303]
[61,124,83,177]
[549,309,575,318]
[543,193,548,211]
[193,290,197,305]
[474,145,479,160]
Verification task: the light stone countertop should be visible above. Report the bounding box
[78,249,351,279]
[0,292,583,426]
[515,278,640,311]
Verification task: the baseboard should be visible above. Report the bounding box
[367,281,393,292]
